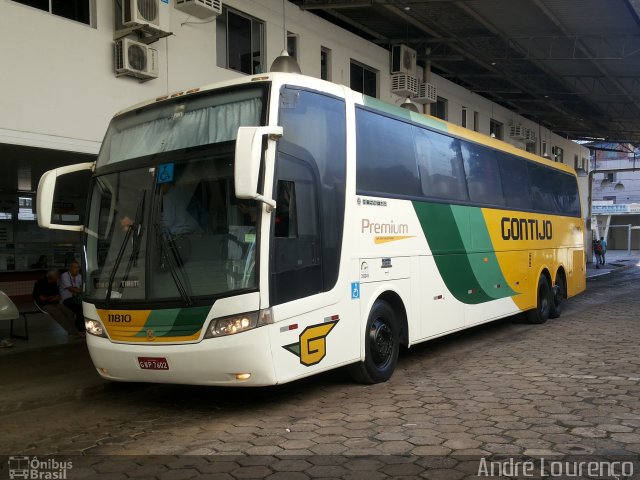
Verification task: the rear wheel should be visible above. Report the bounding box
[348,300,400,384]
[549,274,566,319]
[526,275,552,324]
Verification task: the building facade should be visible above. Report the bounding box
[591,143,640,251]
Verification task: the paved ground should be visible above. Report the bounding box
[1,259,639,479]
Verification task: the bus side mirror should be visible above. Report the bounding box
[37,162,94,231]
[235,126,283,210]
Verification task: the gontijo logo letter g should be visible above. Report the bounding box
[283,317,339,367]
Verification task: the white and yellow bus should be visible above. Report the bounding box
[37,73,585,386]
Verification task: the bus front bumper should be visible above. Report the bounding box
[86,327,277,386]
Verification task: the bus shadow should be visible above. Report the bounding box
[401,313,526,356]
[96,362,354,413]
[96,313,536,413]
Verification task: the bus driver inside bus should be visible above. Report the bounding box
[119,180,203,237]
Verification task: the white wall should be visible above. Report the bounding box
[593,150,640,204]
[0,0,392,147]
[0,0,589,169]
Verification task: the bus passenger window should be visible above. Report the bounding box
[461,142,505,206]
[497,153,532,210]
[413,127,467,201]
[355,109,421,197]
[275,180,298,238]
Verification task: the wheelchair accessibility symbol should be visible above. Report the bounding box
[156,163,174,184]
[351,282,360,299]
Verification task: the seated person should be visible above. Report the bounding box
[59,260,84,332]
[33,270,82,337]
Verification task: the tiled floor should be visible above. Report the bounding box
[1,310,80,355]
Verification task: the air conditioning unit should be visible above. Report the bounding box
[175,0,222,18]
[115,38,159,80]
[414,82,437,104]
[509,124,527,140]
[116,0,170,36]
[391,44,417,76]
[391,74,418,97]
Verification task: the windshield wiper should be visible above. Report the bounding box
[105,191,146,306]
[154,223,193,306]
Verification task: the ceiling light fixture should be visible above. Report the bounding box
[270,0,302,74]
[400,97,419,113]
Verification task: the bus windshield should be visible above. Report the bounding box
[96,86,265,167]
[84,86,267,305]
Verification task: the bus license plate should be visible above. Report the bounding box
[138,357,169,370]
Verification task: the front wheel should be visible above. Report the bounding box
[549,274,566,319]
[348,300,400,384]
[526,275,552,324]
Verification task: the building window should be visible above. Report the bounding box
[12,0,92,25]
[431,97,448,120]
[574,154,579,169]
[552,146,564,163]
[473,111,479,132]
[216,7,265,75]
[287,32,299,61]
[489,119,503,140]
[461,107,467,128]
[350,61,377,97]
[321,47,331,81]
[18,196,36,221]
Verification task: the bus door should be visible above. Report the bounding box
[266,87,357,382]
[270,148,323,304]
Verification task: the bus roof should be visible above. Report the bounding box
[114,72,344,117]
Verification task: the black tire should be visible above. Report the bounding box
[549,273,566,319]
[526,275,552,324]
[348,300,400,384]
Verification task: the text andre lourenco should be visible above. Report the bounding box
[477,457,633,478]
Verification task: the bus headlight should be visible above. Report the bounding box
[85,318,107,338]
[204,309,273,338]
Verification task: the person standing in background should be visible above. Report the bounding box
[59,260,84,332]
[600,236,607,265]
[594,239,603,269]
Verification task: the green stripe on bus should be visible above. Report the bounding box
[135,306,209,337]
[454,206,518,299]
[413,201,515,304]
[362,96,448,132]
[164,306,210,337]
[413,202,492,304]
